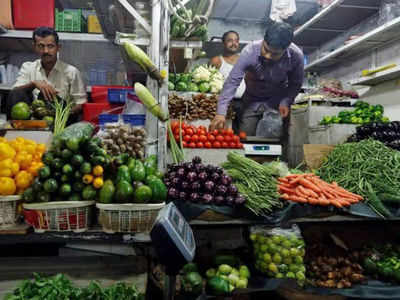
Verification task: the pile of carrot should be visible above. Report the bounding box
[278,173,363,208]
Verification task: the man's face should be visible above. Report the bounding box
[33,35,60,64]
[223,32,239,54]
[261,41,285,62]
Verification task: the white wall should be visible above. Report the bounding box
[316,13,400,121]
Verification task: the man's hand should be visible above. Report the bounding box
[279,105,290,118]
[33,80,57,101]
[209,114,226,131]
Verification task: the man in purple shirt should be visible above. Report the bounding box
[210,22,304,136]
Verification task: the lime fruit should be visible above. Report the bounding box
[11,102,31,120]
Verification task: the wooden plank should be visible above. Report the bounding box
[0,223,30,235]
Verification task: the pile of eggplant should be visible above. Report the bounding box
[165,157,245,206]
[348,121,400,150]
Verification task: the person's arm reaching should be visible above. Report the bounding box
[279,52,304,117]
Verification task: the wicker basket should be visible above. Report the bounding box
[23,201,95,233]
[96,202,165,234]
[0,195,21,228]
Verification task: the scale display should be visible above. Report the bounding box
[244,143,282,156]
[151,202,195,263]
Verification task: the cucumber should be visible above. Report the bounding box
[148,179,167,203]
[132,160,146,182]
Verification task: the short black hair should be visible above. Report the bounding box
[33,27,59,45]
[264,22,293,50]
[222,31,239,43]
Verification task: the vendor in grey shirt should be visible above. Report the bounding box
[209,21,304,136]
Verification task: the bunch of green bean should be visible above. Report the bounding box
[222,151,282,216]
[317,139,400,217]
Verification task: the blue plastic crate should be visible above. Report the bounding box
[122,114,146,126]
[108,88,134,104]
[99,114,119,125]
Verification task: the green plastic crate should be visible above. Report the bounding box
[55,8,86,32]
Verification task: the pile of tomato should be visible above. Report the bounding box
[169,121,245,149]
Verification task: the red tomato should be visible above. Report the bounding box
[182,141,188,147]
[216,135,224,142]
[229,142,237,148]
[174,134,180,141]
[239,131,247,140]
[226,128,234,136]
[185,128,194,136]
[207,134,216,142]
[191,135,199,143]
[196,142,204,148]
[232,135,240,143]
[212,129,219,136]
[221,142,228,148]
[198,125,207,131]
[213,141,221,148]
[191,127,198,134]
[224,135,232,142]
[204,141,212,148]
[181,122,187,129]
[189,142,196,148]
[198,129,207,136]
[199,135,207,143]
[170,121,179,130]
[237,143,244,149]
[221,129,228,136]
[183,135,192,142]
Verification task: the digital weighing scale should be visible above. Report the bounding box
[150,202,196,300]
[243,137,282,157]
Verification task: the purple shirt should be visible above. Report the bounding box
[217,40,304,115]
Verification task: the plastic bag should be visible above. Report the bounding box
[378,0,400,25]
[250,225,306,284]
[122,93,145,115]
[256,108,283,138]
[270,0,296,22]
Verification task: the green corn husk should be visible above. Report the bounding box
[134,82,168,122]
[123,41,163,83]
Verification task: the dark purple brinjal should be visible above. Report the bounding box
[198,171,208,182]
[228,184,238,196]
[177,168,186,177]
[183,162,191,169]
[189,192,200,202]
[192,156,202,164]
[171,177,180,187]
[168,171,177,180]
[187,163,195,171]
[206,164,216,173]
[202,193,213,204]
[191,181,201,191]
[235,195,246,205]
[216,185,228,195]
[179,191,187,201]
[225,196,234,206]
[210,172,220,182]
[220,174,232,186]
[194,163,205,173]
[187,172,197,182]
[204,180,215,192]
[214,195,225,205]
[215,166,224,175]
[168,187,179,199]
[181,181,190,190]
[164,180,171,188]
